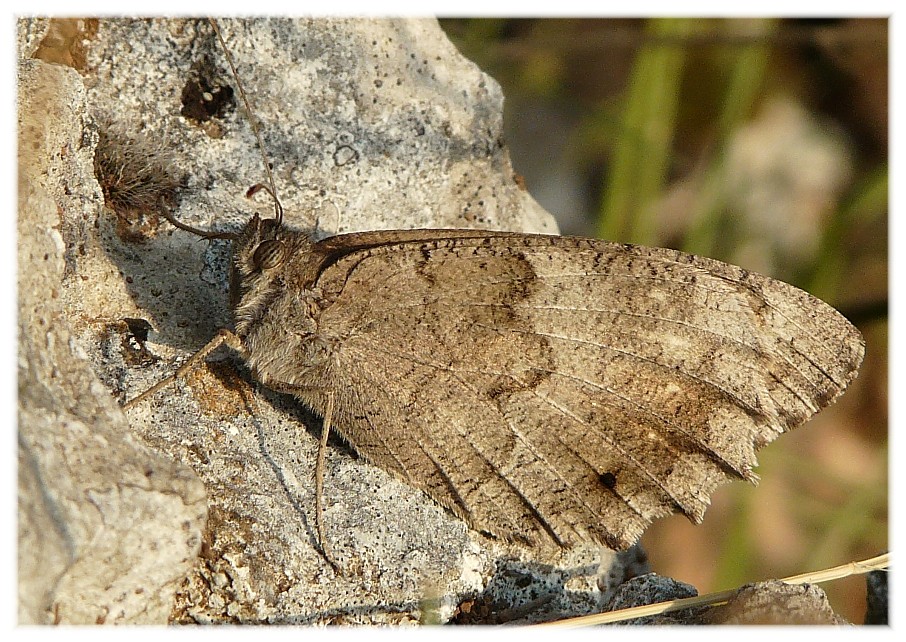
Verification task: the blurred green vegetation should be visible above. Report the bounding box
[441,17,888,624]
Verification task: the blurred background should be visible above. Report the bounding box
[440,17,887,623]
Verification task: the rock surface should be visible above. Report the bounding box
[600,572,702,625]
[705,581,846,625]
[864,566,888,625]
[18,17,631,625]
[17,54,207,625]
[593,575,845,625]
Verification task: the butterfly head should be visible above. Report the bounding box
[229,211,288,311]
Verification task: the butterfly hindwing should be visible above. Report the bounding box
[278,233,864,549]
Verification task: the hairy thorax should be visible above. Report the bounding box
[230,220,335,391]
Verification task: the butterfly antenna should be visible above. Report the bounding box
[209,18,284,227]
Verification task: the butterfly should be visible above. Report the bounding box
[122,18,865,556]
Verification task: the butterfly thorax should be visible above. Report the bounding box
[229,216,333,387]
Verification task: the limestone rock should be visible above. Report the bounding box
[17,55,207,625]
[19,17,624,625]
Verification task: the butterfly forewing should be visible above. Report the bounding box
[253,231,864,550]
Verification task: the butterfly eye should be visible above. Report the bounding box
[252,239,286,271]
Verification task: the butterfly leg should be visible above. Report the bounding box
[123,328,244,410]
[244,378,347,573]
[315,391,344,574]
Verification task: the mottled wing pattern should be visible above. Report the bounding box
[310,234,864,550]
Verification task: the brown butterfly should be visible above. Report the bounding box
[125,18,864,559]
[131,207,864,554]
